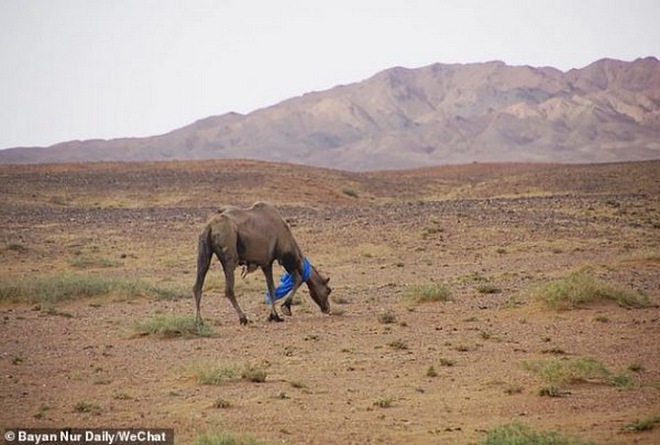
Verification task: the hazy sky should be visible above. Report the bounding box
[1,0,659,149]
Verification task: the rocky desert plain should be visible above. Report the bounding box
[1,159,659,444]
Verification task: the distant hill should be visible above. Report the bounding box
[1,57,659,170]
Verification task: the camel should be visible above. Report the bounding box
[193,202,331,325]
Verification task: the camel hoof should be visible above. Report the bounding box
[239,316,249,325]
[281,303,292,316]
[268,313,284,322]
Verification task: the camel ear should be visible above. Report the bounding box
[324,276,330,284]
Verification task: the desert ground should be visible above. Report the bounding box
[1,159,659,444]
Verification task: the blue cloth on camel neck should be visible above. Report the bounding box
[265,257,311,303]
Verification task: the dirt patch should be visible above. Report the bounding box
[1,160,659,444]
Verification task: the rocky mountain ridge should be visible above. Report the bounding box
[2,57,658,170]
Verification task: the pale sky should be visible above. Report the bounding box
[1,0,659,149]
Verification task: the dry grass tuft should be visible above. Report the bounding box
[404,283,452,303]
[534,270,650,310]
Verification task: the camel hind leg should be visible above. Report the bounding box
[214,226,249,325]
[220,259,248,325]
[193,229,213,326]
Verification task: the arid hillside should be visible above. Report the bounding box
[1,58,659,169]
[1,160,659,444]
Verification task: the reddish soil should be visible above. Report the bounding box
[1,160,659,444]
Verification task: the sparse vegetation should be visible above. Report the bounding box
[342,188,359,198]
[610,373,636,388]
[33,404,50,419]
[241,364,268,383]
[480,422,594,445]
[39,304,74,318]
[523,357,612,386]
[477,284,502,294]
[373,396,395,408]
[621,416,660,432]
[387,339,409,350]
[331,294,350,304]
[192,363,267,385]
[504,384,524,395]
[289,380,308,389]
[454,344,473,352]
[5,243,29,253]
[193,432,272,445]
[534,270,650,310]
[439,357,455,367]
[404,283,452,303]
[377,310,397,324]
[538,386,563,397]
[68,254,121,269]
[0,273,187,305]
[0,274,120,304]
[421,225,443,239]
[541,347,566,355]
[193,364,238,386]
[74,401,102,416]
[213,398,232,409]
[3,160,659,445]
[134,315,213,339]
[628,362,644,373]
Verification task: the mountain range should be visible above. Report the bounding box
[1,57,659,170]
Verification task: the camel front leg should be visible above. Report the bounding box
[280,271,304,316]
[262,264,283,322]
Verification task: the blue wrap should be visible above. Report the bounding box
[265,257,312,303]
